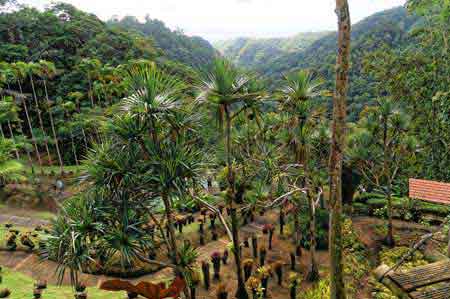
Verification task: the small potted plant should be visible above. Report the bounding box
[211,251,222,280]
[209,213,217,230]
[34,280,47,290]
[279,209,285,235]
[222,249,228,265]
[33,288,42,299]
[290,252,296,270]
[190,270,200,299]
[272,261,283,285]
[245,277,261,299]
[0,289,11,298]
[251,235,258,258]
[127,291,138,298]
[216,283,228,299]
[211,229,218,241]
[243,259,254,281]
[201,261,210,290]
[259,247,267,266]
[289,273,301,299]
[262,224,275,250]
[257,266,271,298]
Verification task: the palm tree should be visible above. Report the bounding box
[11,62,43,172]
[0,62,33,164]
[78,58,101,108]
[329,1,351,298]
[120,63,186,264]
[197,58,261,299]
[27,62,52,165]
[279,69,327,282]
[37,60,64,174]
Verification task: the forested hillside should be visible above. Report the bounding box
[108,16,218,70]
[0,1,217,167]
[216,7,422,119]
[213,32,329,69]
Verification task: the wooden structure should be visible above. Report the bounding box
[375,261,450,299]
[409,178,450,205]
[374,179,450,298]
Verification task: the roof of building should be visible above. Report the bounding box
[409,178,450,205]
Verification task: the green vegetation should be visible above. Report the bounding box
[1,267,122,299]
[0,0,448,298]
[214,32,329,69]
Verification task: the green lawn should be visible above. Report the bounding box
[0,267,124,299]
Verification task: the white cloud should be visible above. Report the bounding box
[20,0,406,41]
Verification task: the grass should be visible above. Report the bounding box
[0,267,124,299]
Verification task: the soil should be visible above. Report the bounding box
[0,205,441,299]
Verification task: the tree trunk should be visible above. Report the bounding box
[231,207,248,299]
[329,1,351,299]
[19,81,43,171]
[383,116,394,247]
[87,73,95,107]
[161,192,179,265]
[386,181,394,246]
[70,132,79,166]
[43,80,64,174]
[29,73,52,165]
[6,121,20,160]
[306,190,319,282]
[225,107,248,299]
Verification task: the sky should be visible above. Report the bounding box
[22,0,406,41]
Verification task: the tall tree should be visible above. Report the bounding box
[329,1,351,298]
[197,58,262,299]
[11,62,42,171]
[279,69,327,281]
[27,62,52,165]
[347,99,416,246]
[37,60,64,174]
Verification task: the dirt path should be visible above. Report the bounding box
[0,214,50,228]
[0,212,272,288]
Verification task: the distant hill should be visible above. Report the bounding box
[215,7,422,119]
[108,16,218,71]
[213,32,329,69]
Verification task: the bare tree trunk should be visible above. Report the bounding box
[43,80,64,174]
[225,107,248,299]
[6,121,20,159]
[161,192,179,265]
[87,73,95,108]
[329,1,351,299]
[19,81,43,171]
[29,73,52,165]
[307,192,319,282]
[70,132,79,166]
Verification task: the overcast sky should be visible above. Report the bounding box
[22,0,406,41]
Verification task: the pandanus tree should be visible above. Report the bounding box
[120,63,204,265]
[197,58,263,299]
[279,70,327,279]
[347,99,416,246]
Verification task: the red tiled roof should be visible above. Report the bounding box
[409,178,450,205]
